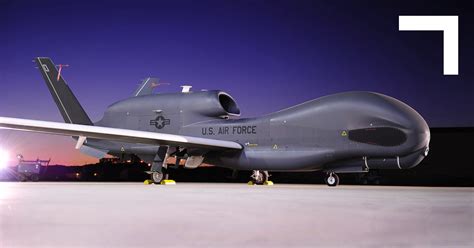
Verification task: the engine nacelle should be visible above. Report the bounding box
[102,90,241,127]
[184,91,240,118]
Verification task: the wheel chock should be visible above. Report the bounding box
[160,180,176,185]
[144,180,154,185]
[248,181,274,186]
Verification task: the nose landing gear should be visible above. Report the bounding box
[325,172,339,187]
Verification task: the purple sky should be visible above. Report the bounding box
[0,0,472,165]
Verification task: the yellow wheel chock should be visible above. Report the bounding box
[144,179,176,185]
[144,180,154,185]
[160,179,177,185]
[248,181,274,186]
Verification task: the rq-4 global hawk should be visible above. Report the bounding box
[0,58,430,186]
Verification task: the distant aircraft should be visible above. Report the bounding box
[0,58,430,186]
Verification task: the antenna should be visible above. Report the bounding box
[181,85,192,93]
[151,82,170,88]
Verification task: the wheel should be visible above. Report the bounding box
[260,171,269,184]
[251,170,268,185]
[151,172,164,184]
[18,174,28,182]
[30,174,40,182]
[326,173,339,187]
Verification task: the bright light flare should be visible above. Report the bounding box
[0,149,10,169]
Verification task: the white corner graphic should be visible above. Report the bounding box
[399,15,459,75]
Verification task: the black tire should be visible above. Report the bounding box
[151,172,164,184]
[326,173,340,187]
[261,171,269,184]
[252,171,268,185]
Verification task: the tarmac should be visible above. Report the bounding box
[0,182,472,248]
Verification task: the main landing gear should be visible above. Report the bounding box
[249,170,273,185]
[325,172,340,187]
[148,170,175,185]
[144,146,176,185]
[151,171,164,183]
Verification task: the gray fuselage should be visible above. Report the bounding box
[85,90,430,173]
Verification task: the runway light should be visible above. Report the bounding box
[0,149,10,169]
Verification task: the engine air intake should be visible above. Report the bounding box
[218,93,240,116]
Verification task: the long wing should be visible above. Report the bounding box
[0,117,243,150]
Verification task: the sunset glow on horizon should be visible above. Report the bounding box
[0,131,98,166]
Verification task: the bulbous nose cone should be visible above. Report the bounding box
[380,93,430,151]
[361,92,431,168]
[397,102,430,168]
[324,92,430,169]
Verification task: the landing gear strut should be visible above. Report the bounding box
[145,146,175,185]
[250,170,270,185]
[325,172,339,187]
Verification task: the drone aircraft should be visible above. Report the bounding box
[0,58,431,186]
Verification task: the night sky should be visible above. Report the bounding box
[0,0,472,165]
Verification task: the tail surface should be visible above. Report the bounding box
[132,77,159,97]
[34,57,93,125]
